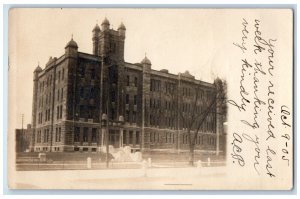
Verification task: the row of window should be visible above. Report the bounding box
[125,94,137,105]
[149,115,175,128]
[39,68,65,92]
[149,98,175,110]
[74,127,97,143]
[36,129,49,143]
[126,75,138,87]
[38,112,43,124]
[80,66,96,79]
[38,87,64,109]
[123,131,140,145]
[125,110,137,123]
[149,132,216,146]
[57,105,63,119]
[79,105,96,119]
[57,88,64,102]
[45,109,51,122]
[79,86,96,99]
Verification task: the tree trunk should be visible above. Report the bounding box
[188,145,195,166]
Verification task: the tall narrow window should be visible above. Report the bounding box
[55,128,58,142]
[62,68,64,80]
[74,127,80,142]
[81,66,85,77]
[136,131,140,144]
[57,89,60,101]
[129,131,133,144]
[91,69,95,79]
[134,77,138,87]
[58,71,61,82]
[57,106,59,119]
[80,87,84,98]
[83,127,88,142]
[132,111,136,123]
[58,127,61,142]
[61,88,63,102]
[60,105,63,119]
[126,75,130,86]
[126,94,129,104]
[92,128,97,142]
[125,110,130,122]
[134,95,137,105]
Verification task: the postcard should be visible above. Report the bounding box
[8,8,293,190]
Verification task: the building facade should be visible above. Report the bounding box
[16,124,31,152]
[30,18,226,155]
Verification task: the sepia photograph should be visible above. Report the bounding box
[7,8,293,190]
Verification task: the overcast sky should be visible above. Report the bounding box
[9,8,288,128]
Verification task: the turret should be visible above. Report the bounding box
[92,23,100,55]
[118,22,126,39]
[101,18,110,31]
[65,37,78,57]
[141,55,152,71]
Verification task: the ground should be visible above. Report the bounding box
[11,167,227,190]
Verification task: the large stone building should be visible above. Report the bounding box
[30,18,226,155]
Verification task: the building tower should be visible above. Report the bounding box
[92,23,100,56]
[30,64,42,151]
[141,56,151,150]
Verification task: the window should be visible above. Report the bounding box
[83,127,88,142]
[126,94,129,104]
[62,68,65,80]
[80,105,85,118]
[88,106,93,118]
[59,105,63,119]
[90,87,95,98]
[126,75,130,86]
[80,87,84,98]
[43,130,47,143]
[45,110,47,122]
[129,131,133,144]
[134,95,137,105]
[80,66,85,77]
[57,106,59,119]
[61,88,63,102]
[132,111,136,123]
[55,128,58,142]
[58,127,61,142]
[92,128,97,142]
[134,77,138,87]
[74,127,80,142]
[125,110,130,122]
[123,130,127,145]
[57,89,60,101]
[58,71,61,82]
[91,69,95,79]
[37,131,41,143]
[136,131,140,144]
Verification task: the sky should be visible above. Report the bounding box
[9,8,288,128]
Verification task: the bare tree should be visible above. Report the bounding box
[178,78,227,166]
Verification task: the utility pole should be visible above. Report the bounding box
[21,114,24,152]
